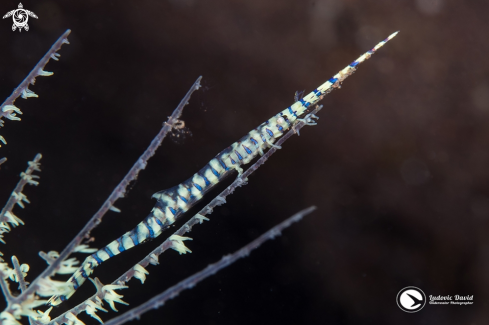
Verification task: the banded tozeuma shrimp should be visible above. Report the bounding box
[48,31,399,307]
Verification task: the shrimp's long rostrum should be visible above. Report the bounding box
[48,31,398,306]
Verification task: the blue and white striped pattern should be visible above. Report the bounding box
[47,31,398,307]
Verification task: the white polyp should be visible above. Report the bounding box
[169,234,192,243]
[11,192,24,209]
[74,244,98,253]
[137,158,147,169]
[84,299,107,324]
[171,241,192,255]
[57,257,80,275]
[36,307,53,323]
[9,262,30,282]
[38,69,53,77]
[101,284,129,312]
[195,214,209,224]
[65,312,84,325]
[47,251,59,260]
[13,192,30,209]
[0,136,6,145]
[50,53,60,61]
[214,196,226,204]
[133,264,150,284]
[109,205,121,213]
[2,105,21,114]
[149,253,159,265]
[298,113,318,126]
[21,88,38,99]
[20,173,40,186]
[4,211,24,227]
[169,235,193,254]
[20,192,29,204]
[266,138,282,149]
[38,277,73,297]
[0,221,10,231]
[4,111,21,121]
[0,312,20,325]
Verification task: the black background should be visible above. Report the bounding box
[0,0,486,324]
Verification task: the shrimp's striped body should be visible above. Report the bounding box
[48,31,398,306]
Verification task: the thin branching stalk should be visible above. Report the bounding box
[11,257,27,293]
[0,154,42,240]
[8,76,202,312]
[55,207,316,325]
[49,104,322,324]
[0,30,71,144]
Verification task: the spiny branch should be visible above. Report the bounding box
[53,207,316,325]
[49,104,322,324]
[11,256,27,293]
[0,30,71,136]
[0,154,42,242]
[9,76,202,311]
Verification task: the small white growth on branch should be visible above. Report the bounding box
[35,307,53,323]
[148,254,159,266]
[37,69,53,77]
[214,196,226,205]
[37,277,73,297]
[38,251,58,265]
[65,312,85,325]
[101,284,129,312]
[1,105,22,122]
[0,311,20,325]
[38,251,81,275]
[11,192,30,209]
[73,245,98,254]
[9,259,28,285]
[20,89,38,99]
[3,211,24,227]
[169,235,193,255]
[195,213,209,224]
[109,206,121,213]
[133,264,149,284]
[84,299,107,324]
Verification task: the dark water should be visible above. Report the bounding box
[0,0,487,324]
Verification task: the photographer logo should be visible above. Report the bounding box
[396,286,426,313]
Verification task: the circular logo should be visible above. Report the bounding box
[396,286,426,313]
